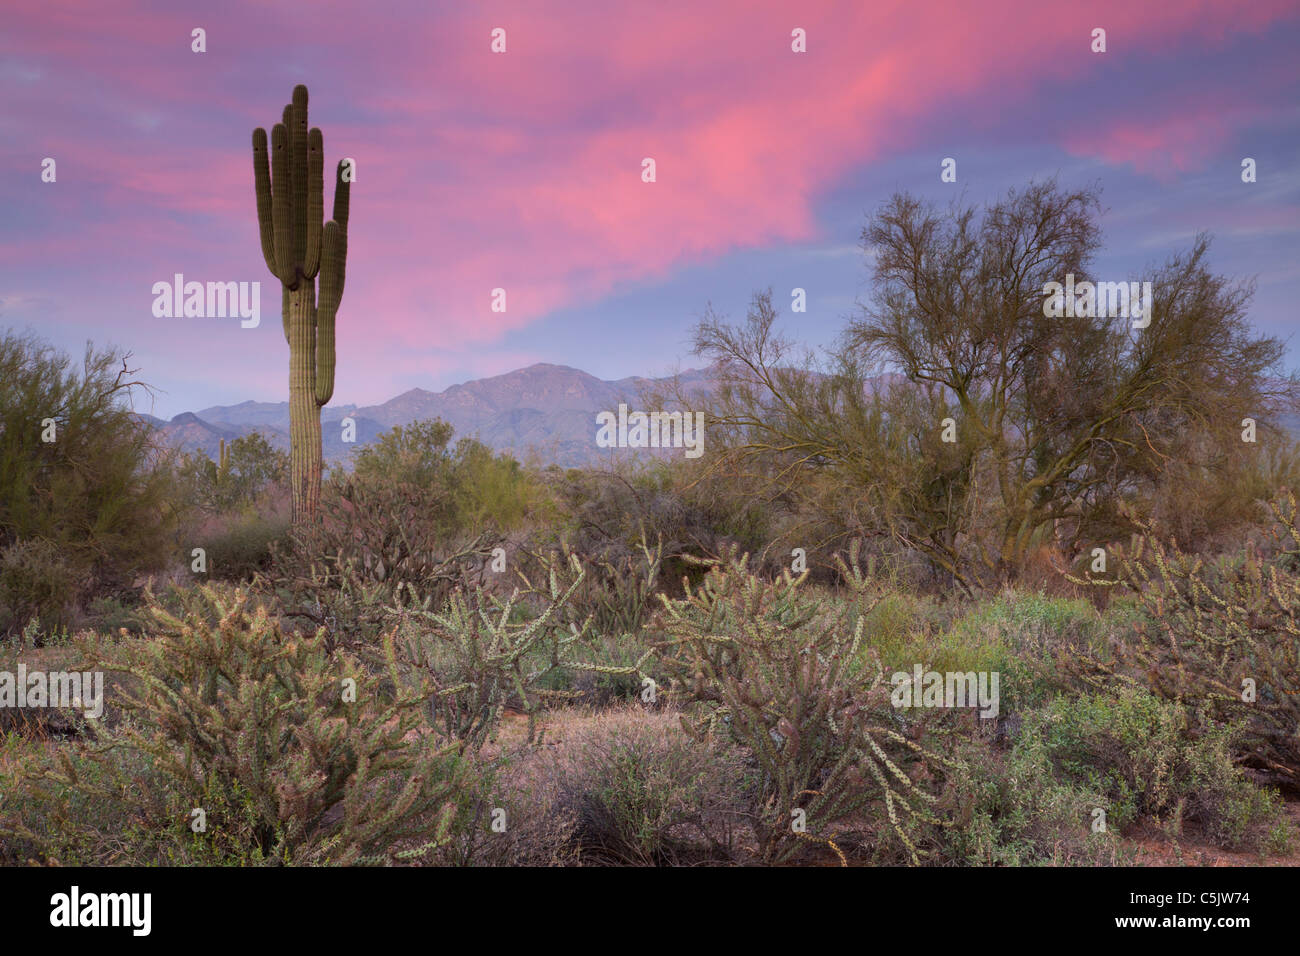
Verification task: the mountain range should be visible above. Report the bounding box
[139,363,1300,469]
[139,363,717,467]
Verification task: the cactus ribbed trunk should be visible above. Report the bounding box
[251,84,349,524]
[288,283,323,521]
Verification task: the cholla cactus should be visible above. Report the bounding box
[653,541,960,864]
[518,530,664,638]
[1067,489,1300,787]
[391,554,651,752]
[252,84,350,523]
[2,584,465,865]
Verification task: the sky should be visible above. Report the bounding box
[2,0,1298,419]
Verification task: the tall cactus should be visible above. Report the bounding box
[252,84,349,523]
[217,437,231,484]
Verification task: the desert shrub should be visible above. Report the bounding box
[536,630,662,706]
[266,505,491,653]
[0,331,178,602]
[0,733,149,864]
[876,598,1007,682]
[389,555,649,753]
[258,558,401,651]
[349,418,548,539]
[546,706,748,864]
[1146,436,1300,554]
[445,436,554,533]
[549,459,779,578]
[653,542,961,864]
[1032,688,1289,852]
[80,594,147,637]
[176,432,290,516]
[519,532,663,639]
[266,419,548,636]
[936,731,1122,866]
[1068,489,1300,788]
[0,584,468,865]
[0,538,79,641]
[267,424,536,617]
[430,707,743,866]
[411,746,579,867]
[934,590,1106,713]
[856,590,932,654]
[946,591,1101,656]
[198,512,291,581]
[279,476,491,591]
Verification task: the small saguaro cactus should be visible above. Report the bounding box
[252,84,350,523]
[217,437,231,483]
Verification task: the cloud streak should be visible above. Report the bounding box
[1,0,1296,409]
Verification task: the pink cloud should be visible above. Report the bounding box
[1,0,1296,400]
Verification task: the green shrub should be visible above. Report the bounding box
[1068,488,1300,788]
[936,730,1121,866]
[0,538,79,641]
[947,591,1102,655]
[935,590,1105,713]
[0,584,468,865]
[549,458,776,579]
[547,707,747,864]
[853,589,937,665]
[0,331,177,599]
[1032,688,1289,852]
[176,432,289,516]
[349,418,548,540]
[266,419,546,631]
[198,512,291,581]
[81,594,147,637]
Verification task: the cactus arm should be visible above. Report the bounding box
[270,123,293,284]
[281,103,295,187]
[281,285,290,344]
[290,86,309,276]
[252,128,279,279]
[304,128,324,278]
[333,160,351,232]
[281,103,296,271]
[315,220,344,406]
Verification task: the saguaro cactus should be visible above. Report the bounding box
[217,437,231,484]
[252,84,350,522]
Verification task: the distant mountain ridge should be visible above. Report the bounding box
[146,363,717,467]
[142,364,1300,468]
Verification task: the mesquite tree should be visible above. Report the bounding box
[252,84,350,522]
